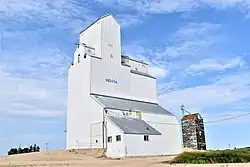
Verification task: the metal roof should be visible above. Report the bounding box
[121,55,148,65]
[91,94,174,116]
[79,14,118,34]
[131,69,156,79]
[181,113,203,121]
[107,116,161,135]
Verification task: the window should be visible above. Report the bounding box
[96,140,98,143]
[77,54,80,63]
[110,54,113,58]
[84,53,87,59]
[144,135,149,141]
[116,135,121,142]
[108,136,112,143]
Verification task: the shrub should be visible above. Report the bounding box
[170,148,250,164]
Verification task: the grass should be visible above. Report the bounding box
[168,148,250,164]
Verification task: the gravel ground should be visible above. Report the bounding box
[0,150,250,167]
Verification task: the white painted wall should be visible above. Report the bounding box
[89,97,104,148]
[67,52,107,149]
[105,112,182,157]
[101,16,121,66]
[124,134,165,156]
[130,61,148,73]
[90,59,157,103]
[80,20,102,59]
[130,73,157,103]
[80,15,157,103]
[90,58,131,98]
[106,119,125,158]
[67,53,92,149]
[67,14,182,157]
[142,113,182,155]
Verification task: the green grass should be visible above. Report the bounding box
[169,148,250,164]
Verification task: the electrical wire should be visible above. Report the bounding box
[106,109,250,126]
[204,112,250,124]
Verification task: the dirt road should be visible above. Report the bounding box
[0,150,249,167]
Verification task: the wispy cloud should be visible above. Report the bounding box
[186,57,245,75]
[122,22,223,79]
[0,0,97,32]
[155,23,222,59]
[116,14,145,27]
[0,47,70,118]
[149,66,168,79]
[122,42,170,79]
[158,72,250,117]
[95,0,250,15]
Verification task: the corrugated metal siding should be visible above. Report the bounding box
[107,116,161,135]
[92,94,174,115]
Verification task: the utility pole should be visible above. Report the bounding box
[45,143,49,152]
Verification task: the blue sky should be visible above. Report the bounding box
[1,0,250,155]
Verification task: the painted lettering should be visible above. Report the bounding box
[105,78,118,84]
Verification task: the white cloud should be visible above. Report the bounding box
[201,0,247,8]
[186,57,245,74]
[158,72,250,117]
[155,23,222,58]
[0,47,70,118]
[122,22,226,81]
[116,14,145,27]
[122,42,170,78]
[96,0,250,16]
[97,0,199,13]
[0,0,97,32]
[148,66,168,79]
[157,81,179,95]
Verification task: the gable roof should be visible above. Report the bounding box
[181,113,202,121]
[107,116,161,135]
[91,94,174,116]
[79,14,118,34]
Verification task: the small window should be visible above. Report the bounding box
[78,54,80,63]
[110,54,113,58]
[144,135,149,141]
[96,140,98,143]
[108,43,113,47]
[108,136,112,143]
[116,135,121,142]
[84,53,86,59]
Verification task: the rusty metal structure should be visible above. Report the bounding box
[181,105,206,150]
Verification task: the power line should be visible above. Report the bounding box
[204,112,250,124]
[106,109,250,126]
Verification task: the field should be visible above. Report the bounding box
[0,149,250,167]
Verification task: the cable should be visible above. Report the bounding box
[182,106,250,124]
[106,108,250,125]
[204,112,250,124]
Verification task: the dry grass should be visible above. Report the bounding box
[1,150,250,167]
